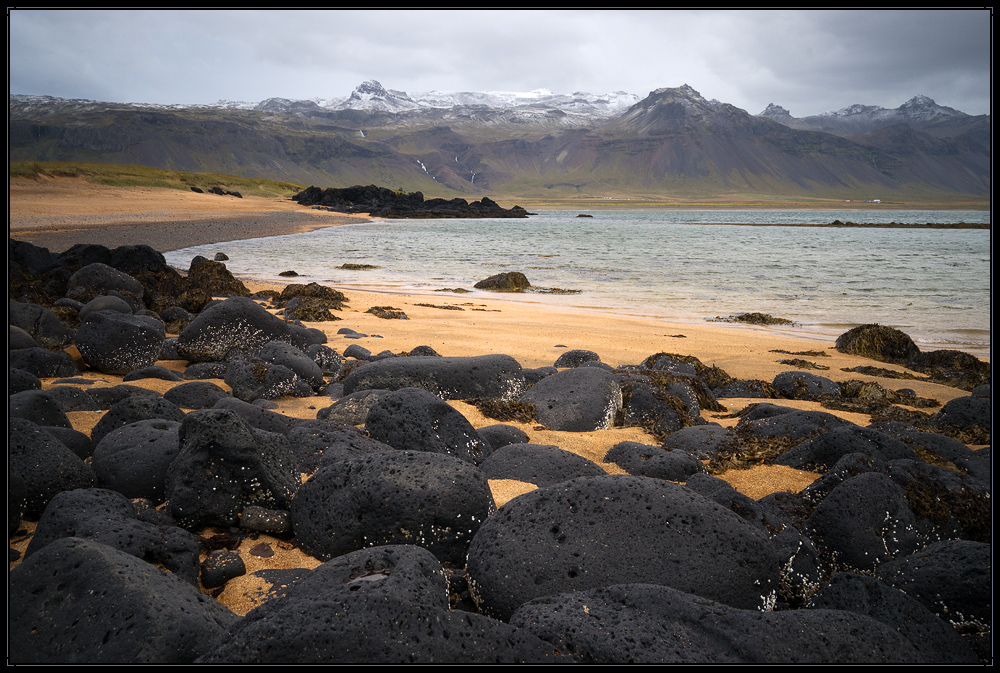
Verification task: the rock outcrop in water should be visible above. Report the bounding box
[292,185,529,218]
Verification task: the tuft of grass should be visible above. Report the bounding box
[9,160,306,198]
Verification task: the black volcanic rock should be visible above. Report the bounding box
[478,443,606,486]
[293,184,528,218]
[176,296,293,362]
[75,309,166,376]
[9,418,98,519]
[341,353,526,401]
[291,450,495,564]
[604,441,706,481]
[517,366,622,431]
[92,419,182,502]
[363,387,491,465]
[509,583,924,663]
[466,475,780,621]
[9,537,237,664]
[24,487,200,584]
[165,408,299,529]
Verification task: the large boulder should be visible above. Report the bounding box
[479,443,606,486]
[9,418,97,519]
[473,272,530,292]
[517,366,622,432]
[341,354,526,401]
[92,419,183,502]
[67,262,144,299]
[9,300,75,349]
[75,310,166,375]
[165,409,300,529]
[175,296,293,362]
[24,488,200,584]
[508,583,923,663]
[466,475,780,621]
[9,537,237,663]
[291,450,495,564]
[363,387,491,465]
[835,324,921,364]
[804,472,922,573]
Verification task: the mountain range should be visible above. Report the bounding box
[8,80,990,201]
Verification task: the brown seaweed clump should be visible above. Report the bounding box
[706,425,801,474]
[366,306,408,320]
[469,398,537,424]
[710,313,794,326]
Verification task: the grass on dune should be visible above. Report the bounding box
[9,161,307,198]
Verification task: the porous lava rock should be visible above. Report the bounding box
[660,424,730,459]
[165,409,300,529]
[291,450,495,564]
[9,300,75,349]
[197,590,558,663]
[8,537,237,664]
[176,296,293,363]
[807,571,978,663]
[316,388,392,426]
[90,395,186,445]
[163,380,231,409]
[772,370,841,399]
[24,488,200,584]
[473,272,531,292]
[9,389,73,429]
[75,310,166,375]
[67,262,144,299]
[92,419,182,502]
[508,583,923,663]
[186,258,250,297]
[466,475,780,621]
[342,354,526,401]
[260,340,325,390]
[9,418,98,519]
[477,424,531,451]
[478,443,606,486]
[875,539,991,637]
[774,426,920,471]
[804,472,921,573]
[224,357,302,402]
[553,349,601,368]
[518,366,622,432]
[363,387,491,465]
[285,419,393,473]
[604,441,707,481]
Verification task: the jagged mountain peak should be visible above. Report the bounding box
[759,103,792,118]
[356,79,389,96]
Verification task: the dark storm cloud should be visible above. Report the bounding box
[8,9,991,116]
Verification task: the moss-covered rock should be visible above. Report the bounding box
[834,324,920,364]
[186,259,250,298]
[473,272,530,292]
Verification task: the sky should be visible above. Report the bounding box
[8,9,992,117]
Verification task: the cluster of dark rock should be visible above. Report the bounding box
[190,186,243,198]
[292,184,529,218]
[8,238,992,663]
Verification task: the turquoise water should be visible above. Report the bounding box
[164,210,991,357]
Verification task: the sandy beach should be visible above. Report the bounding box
[9,175,368,253]
[8,176,987,618]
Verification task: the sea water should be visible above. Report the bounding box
[164,210,991,358]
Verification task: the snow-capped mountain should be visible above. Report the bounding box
[757,95,975,137]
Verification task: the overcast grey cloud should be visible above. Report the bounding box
[8,9,991,117]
